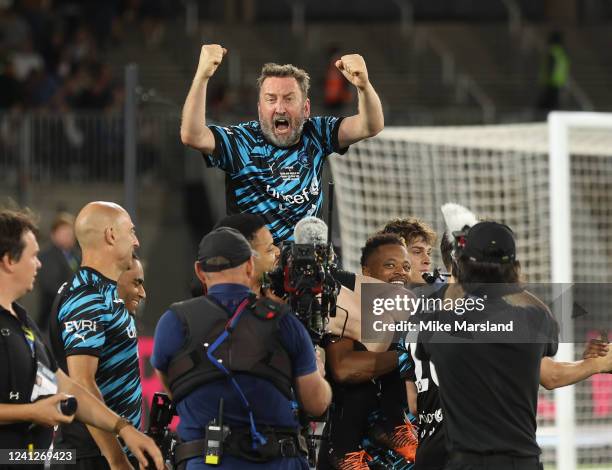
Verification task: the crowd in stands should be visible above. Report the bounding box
[0,0,172,112]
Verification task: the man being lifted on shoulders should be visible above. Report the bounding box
[180,44,384,243]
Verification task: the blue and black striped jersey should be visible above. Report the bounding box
[204,117,347,243]
[52,267,142,458]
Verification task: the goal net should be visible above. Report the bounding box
[329,115,612,468]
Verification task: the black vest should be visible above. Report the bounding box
[0,307,57,447]
[0,312,55,404]
[166,296,294,403]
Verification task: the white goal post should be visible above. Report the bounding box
[329,113,612,469]
[549,111,612,470]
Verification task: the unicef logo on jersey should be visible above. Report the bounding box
[297,149,311,168]
[266,185,312,206]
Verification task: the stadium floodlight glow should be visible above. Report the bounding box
[549,111,612,470]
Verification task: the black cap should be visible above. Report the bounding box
[197,227,253,272]
[459,221,516,264]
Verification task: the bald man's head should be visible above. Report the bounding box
[75,202,124,247]
[75,202,139,272]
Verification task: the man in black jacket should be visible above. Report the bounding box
[37,213,80,333]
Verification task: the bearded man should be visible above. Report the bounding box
[180,44,384,243]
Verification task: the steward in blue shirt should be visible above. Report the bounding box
[180,46,385,243]
[152,227,332,469]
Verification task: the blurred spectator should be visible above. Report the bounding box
[538,31,570,112]
[73,62,114,110]
[37,212,80,333]
[0,0,174,114]
[19,0,54,53]
[208,83,237,121]
[0,58,23,109]
[66,25,97,66]
[140,0,168,47]
[120,0,172,48]
[24,67,59,107]
[82,0,120,49]
[0,2,31,51]
[41,27,70,78]
[11,37,43,80]
[324,46,352,112]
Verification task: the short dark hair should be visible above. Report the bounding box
[381,217,437,247]
[456,257,521,285]
[257,63,310,100]
[360,233,405,267]
[214,214,267,242]
[0,209,38,262]
[440,231,454,272]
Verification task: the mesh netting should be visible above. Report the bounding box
[330,123,612,282]
[329,122,612,467]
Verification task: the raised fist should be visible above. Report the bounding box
[197,44,227,79]
[583,337,609,359]
[335,54,369,90]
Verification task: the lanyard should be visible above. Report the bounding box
[21,325,36,357]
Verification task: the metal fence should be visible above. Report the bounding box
[0,110,183,205]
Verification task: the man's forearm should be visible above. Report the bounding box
[0,404,34,425]
[59,376,119,434]
[87,423,130,466]
[540,357,601,390]
[62,376,129,465]
[356,82,384,137]
[316,379,332,414]
[180,74,210,146]
[406,381,418,415]
[331,350,398,383]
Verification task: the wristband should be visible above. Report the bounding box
[113,417,132,436]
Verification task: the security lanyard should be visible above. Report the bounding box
[21,325,36,357]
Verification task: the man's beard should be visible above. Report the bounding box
[260,115,306,148]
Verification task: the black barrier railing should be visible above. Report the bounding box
[0,111,182,203]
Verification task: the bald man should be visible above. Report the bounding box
[48,202,144,470]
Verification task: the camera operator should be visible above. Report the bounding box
[272,216,385,347]
[0,209,163,470]
[151,227,331,469]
